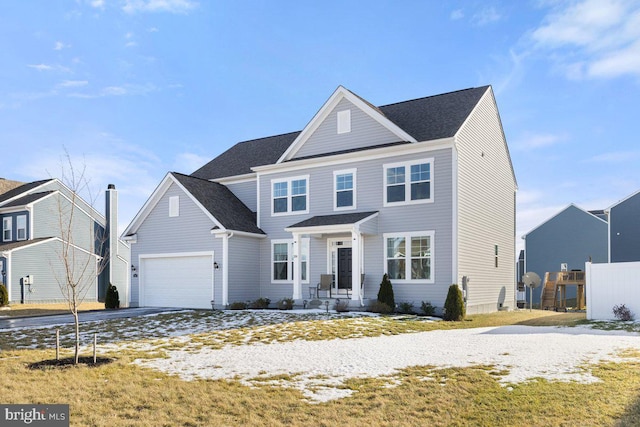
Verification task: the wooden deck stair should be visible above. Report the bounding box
[540,271,586,310]
[540,272,558,310]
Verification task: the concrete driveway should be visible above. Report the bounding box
[0,307,180,330]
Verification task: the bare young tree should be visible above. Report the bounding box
[52,151,109,364]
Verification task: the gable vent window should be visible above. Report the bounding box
[169,196,180,217]
[337,109,351,134]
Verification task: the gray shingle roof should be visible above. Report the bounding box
[191,132,300,180]
[0,191,55,208]
[191,86,489,181]
[287,211,378,228]
[171,172,265,235]
[0,180,53,206]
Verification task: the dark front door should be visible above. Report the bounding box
[337,247,352,291]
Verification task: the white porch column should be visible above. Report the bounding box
[222,233,230,306]
[351,230,361,302]
[292,232,302,300]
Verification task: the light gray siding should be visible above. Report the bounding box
[225,180,258,212]
[9,240,98,303]
[455,88,516,313]
[227,234,261,303]
[292,98,401,160]
[130,183,222,306]
[257,147,454,308]
[524,205,608,304]
[610,192,640,263]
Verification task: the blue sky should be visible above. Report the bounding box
[1,0,639,255]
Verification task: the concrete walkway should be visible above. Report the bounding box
[0,307,180,330]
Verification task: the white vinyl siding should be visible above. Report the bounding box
[383,158,433,206]
[455,88,516,314]
[384,231,435,283]
[2,217,11,241]
[334,168,356,210]
[271,176,309,216]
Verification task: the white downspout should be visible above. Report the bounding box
[351,229,361,304]
[222,232,233,306]
[2,252,10,303]
[292,232,302,300]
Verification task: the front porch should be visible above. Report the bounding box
[284,211,379,305]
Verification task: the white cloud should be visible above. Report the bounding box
[472,7,502,26]
[27,63,71,73]
[513,132,567,151]
[450,9,464,20]
[58,80,88,88]
[28,64,53,71]
[173,152,211,174]
[54,41,69,51]
[531,0,640,79]
[586,150,640,163]
[122,0,197,14]
[90,0,105,9]
[68,83,156,98]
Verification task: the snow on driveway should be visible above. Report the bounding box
[136,324,640,403]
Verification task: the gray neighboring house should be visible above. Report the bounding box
[522,204,608,304]
[609,190,640,263]
[0,179,130,305]
[124,85,517,314]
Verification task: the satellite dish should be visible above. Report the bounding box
[522,272,541,288]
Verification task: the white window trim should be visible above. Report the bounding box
[16,214,27,241]
[337,109,351,134]
[383,158,434,207]
[270,175,310,216]
[383,230,435,284]
[169,196,179,217]
[2,217,12,242]
[270,238,310,284]
[333,168,357,211]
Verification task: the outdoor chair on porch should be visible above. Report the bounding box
[317,274,333,298]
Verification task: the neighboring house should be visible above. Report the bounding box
[124,85,517,314]
[522,204,609,304]
[0,180,129,305]
[608,190,640,263]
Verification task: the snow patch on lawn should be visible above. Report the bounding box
[135,324,640,403]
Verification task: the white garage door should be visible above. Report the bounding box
[141,254,213,309]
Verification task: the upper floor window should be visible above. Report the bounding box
[383,159,433,206]
[334,169,356,210]
[271,176,309,215]
[2,217,11,241]
[384,231,434,282]
[16,215,26,240]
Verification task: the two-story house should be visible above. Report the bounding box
[124,85,516,314]
[0,179,130,305]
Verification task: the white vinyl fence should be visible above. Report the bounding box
[586,261,640,320]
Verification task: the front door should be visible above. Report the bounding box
[337,247,352,293]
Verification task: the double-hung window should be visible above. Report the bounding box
[2,217,11,242]
[271,239,309,283]
[334,169,356,210]
[384,231,434,282]
[271,176,309,215]
[384,159,433,206]
[16,215,26,240]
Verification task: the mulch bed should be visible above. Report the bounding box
[28,356,115,370]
